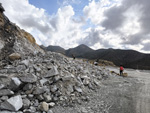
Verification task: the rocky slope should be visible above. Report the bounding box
[0,4,116,112]
[0,51,113,112]
[0,7,44,68]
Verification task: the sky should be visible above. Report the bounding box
[0,0,150,53]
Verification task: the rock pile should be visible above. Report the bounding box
[0,5,44,68]
[0,51,113,113]
[0,4,115,112]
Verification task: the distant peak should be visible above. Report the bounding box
[78,44,88,47]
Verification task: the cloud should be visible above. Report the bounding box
[1,0,150,53]
[83,0,108,25]
[0,0,84,49]
[78,27,114,49]
[101,6,125,30]
[142,42,150,51]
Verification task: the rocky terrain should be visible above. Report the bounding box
[0,51,114,113]
[0,8,115,111]
[0,5,44,68]
[1,3,150,113]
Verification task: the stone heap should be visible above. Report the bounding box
[0,51,113,113]
[0,5,44,68]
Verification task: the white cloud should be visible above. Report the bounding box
[0,0,150,53]
[83,0,117,25]
[0,0,84,49]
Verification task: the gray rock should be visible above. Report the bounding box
[67,85,74,94]
[81,107,88,113]
[45,66,59,77]
[37,95,44,101]
[33,99,39,107]
[0,95,23,111]
[53,96,59,101]
[9,77,22,91]
[43,93,52,102]
[40,78,48,86]
[54,75,61,82]
[74,86,82,93]
[1,96,8,101]
[20,59,30,67]
[0,84,5,89]
[0,69,7,74]
[23,109,33,113]
[29,106,36,112]
[21,95,27,98]
[0,111,23,113]
[23,98,30,109]
[49,102,55,107]
[0,89,14,96]
[28,94,34,98]
[33,86,46,95]
[19,74,37,83]
[23,84,33,91]
[50,85,58,93]
[48,110,53,113]
[16,65,26,72]
[29,67,35,73]
[62,73,75,81]
[33,65,41,72]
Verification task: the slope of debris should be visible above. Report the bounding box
[0,5,44,68]
[0,51,114,113]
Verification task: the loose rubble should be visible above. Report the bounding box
[0,51,114,112]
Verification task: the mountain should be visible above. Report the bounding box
[46,45,65,54]
[65,44,94,57]
[44,45,150,70]
[0,4,44,66]
[40,45,65,54]
[79,48,150,70]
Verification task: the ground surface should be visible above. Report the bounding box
[52,66,150,113]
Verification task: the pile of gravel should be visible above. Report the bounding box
[0,52,114,113]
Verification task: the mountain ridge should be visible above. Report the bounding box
[42,44,150,70]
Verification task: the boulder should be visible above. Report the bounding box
[40,102,49,112]
[0,89,14,96]
[19,74,37,83]
[49,102,55,107]
[33,86,47,95]
[74,86,82,93]
[9,53,21,61]
[43,93,52,102]
[0,95,23,111]
[9,77,22,91]
[22,98,30,109]
[45,66,59,77]
[50,85,58,93]
[23,84,33,91]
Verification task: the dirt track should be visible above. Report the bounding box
[52,67,150,113]
[108,67,150,113]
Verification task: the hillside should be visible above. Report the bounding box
[45,45,65,54]
[65,44,94,57]
[0,5,44,67]
[43,45,150,70]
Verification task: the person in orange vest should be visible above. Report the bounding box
[120,65,124,76]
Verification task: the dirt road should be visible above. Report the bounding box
[52,67,150,113]
[108,67,150,113]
